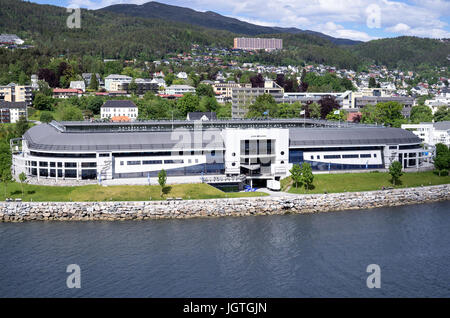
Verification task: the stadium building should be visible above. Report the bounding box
[11,119,430,188]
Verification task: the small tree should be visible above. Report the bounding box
[19,172,27,196]
[158,169,167,196]
[89,74,99,91]
[40,111,54,123]
[389,161,403,186]
[1,168,13,199]
[433,143,450,176]
[289,164,302,188]
[301,163,314,191]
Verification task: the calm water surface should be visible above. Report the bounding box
[1,201,449,297]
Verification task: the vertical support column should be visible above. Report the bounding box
[77,162,81,180]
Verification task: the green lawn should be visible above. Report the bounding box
[0,182,268,202]
[283,171,450,194]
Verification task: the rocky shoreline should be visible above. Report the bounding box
[1,184,449,222]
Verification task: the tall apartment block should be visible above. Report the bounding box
[0,83,33,106]
[233,38,283,51]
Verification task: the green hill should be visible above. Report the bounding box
[0,0,448,72]
[100,1,361,46]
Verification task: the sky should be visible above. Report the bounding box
[31,0,450,41]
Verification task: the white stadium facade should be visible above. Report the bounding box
[11,119,431,188]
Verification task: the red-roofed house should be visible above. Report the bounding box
[53,88,83,99]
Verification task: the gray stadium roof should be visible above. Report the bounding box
[24,124,224,152]
[289,127,421,146]
[433,121,450,130]
[23,123,421,152]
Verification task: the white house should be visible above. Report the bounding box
[70,81,86,92]
[176,72,188,80]
[100,100,138,121]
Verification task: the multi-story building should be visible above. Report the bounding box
[283,91,353,108]
[234,38,283,51]
[12,119,429,187]
[0,83,33,106]
[213,82,250,104]
[401,121,450,146]
[104,74,133,92]
[100,100,139,121]
[0,101,27,123]
[104,75,158,95]
[165,85,196,95]
[354,96,415,118]
[231,80,284,118]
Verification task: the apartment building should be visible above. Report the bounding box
[0,83,33,106]
[231,80,284,118]
[0,101,27,123]
[213,82,250,104]
[233,38,283,51]
[104,75,158,94]
[355,96,415,118]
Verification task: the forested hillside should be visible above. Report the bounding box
[0,0,448,73]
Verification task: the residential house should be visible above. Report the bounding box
[100,100,138,121]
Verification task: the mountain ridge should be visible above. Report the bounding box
[99,1,362,46]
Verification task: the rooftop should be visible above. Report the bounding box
[101,100,137,108]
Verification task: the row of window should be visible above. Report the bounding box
[27,161,97,168]
[120,159,200,166]
[29,168,97,179]
[310,154,376,160]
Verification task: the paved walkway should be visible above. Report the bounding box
[256,188,299,197]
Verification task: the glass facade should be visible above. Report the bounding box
[114,163,225,179]
[289,149,384,171]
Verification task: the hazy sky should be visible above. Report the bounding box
[31,0,450,41]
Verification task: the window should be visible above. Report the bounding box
[317,155,320,159]
[232,163,236,167]
[39,162,48,167]
[324,155,341,159]
[120,161,124,166]
[360,154,371,158]
[82,162,97,168]
[143,160,162,165]
[374,154,377,158]
[99,153,110,157]
[281,151,285,155]
[165,160,183,164]
[65,162,77,168]
[342,154,359,159]
[127,161,141,165]
[281,161,285,164]
[311,155,314,159]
